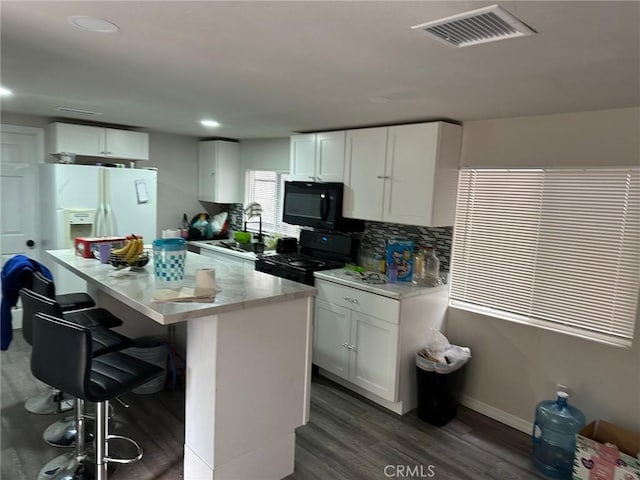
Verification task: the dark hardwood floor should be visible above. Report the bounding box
[2,334,542,479]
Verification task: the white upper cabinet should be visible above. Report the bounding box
[343,122,462,227]
[198,140,241,204]
[104,128,149,160]
[290,131,345,182]
[48,122,149,161]
[342,127,388,222]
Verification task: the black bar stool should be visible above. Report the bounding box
[32,270,96,312]
[31,312,163,480]
[20,285,124,416]
[20,288,132,448]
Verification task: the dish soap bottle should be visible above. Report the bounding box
[181,213,190,239]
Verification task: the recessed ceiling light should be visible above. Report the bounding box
[68,16,119,33]
[201,120,221,128]
[0,87,13,96]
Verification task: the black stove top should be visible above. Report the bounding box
[255,231,357,286]
[264,253,345,270]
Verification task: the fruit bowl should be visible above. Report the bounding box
[110,251,150,269]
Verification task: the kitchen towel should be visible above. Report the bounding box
[194,268,216,298]
[152,287,216,303]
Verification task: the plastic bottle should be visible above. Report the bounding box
[181,213,190,239]
[532,391,586,479]
[413,246,440,286]
[412,247,426,285]
[387,262,398,283]
[424,247,440,286]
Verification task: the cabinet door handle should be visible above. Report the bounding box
[342,343,350,349]
[349,344,357,352]
[376,175,384,179]
[343,296,352,302]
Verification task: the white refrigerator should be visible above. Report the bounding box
[40,163,158,294]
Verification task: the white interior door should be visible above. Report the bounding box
[1,124,44,329]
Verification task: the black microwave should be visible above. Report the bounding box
[283,181,364,232]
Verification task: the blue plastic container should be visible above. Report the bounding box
[532,391,586,479]
[152,238,186,289]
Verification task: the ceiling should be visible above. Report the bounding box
[1,1,639,140]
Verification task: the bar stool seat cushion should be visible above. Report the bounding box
[90,327,134,357]
[65,308,123,329]
[88,352,163,402]
[56,292,96,312]
[32,271,96,313]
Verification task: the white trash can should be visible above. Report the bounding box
[125,336,168,394]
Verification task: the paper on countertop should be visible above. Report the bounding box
[152,287,217,303]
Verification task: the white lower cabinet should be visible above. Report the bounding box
[314,278,449,414]
[349,311,399,400]
[315,298,399,400]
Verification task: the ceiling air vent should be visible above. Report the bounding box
[55,106,102,116]
[411,4,536,48]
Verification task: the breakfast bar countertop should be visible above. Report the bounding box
[46,249,316,325]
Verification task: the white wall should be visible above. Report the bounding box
[239,138,289,172]
[449,107,640,432]
[146,131,202,232]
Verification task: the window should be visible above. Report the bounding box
[244,170,301,237]
[450,167,640,348]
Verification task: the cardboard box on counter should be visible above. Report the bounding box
[573,420,640,480]
[74,236,127,258]
[386,239,414,282]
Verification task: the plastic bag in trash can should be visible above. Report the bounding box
[417,345,471,374]
[424,328,450,363]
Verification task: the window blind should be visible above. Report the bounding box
[450,167,640,348]
[244,170,301,237]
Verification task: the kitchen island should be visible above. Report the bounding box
[46,249,316,480]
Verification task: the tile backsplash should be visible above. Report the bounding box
[353,221,453,272]
[218,203,453,271]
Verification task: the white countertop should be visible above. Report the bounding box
[188,240,260,260]
[46,249,316,325]
[314,268,449,300]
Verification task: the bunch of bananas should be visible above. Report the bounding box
[112,237,145,264]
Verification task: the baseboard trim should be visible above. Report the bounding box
[460,394,532,435]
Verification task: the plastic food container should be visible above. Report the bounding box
[152,238,186,289]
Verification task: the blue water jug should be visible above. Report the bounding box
[532,391,586,479]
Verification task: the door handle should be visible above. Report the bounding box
[26,239,35,248]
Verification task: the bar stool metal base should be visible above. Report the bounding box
[43,416,94,448]
[38,453,94,480]
[25,389,74,415]
[38,452,119,480]
[44,402,119,448]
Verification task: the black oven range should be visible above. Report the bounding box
[255,230,358,286]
